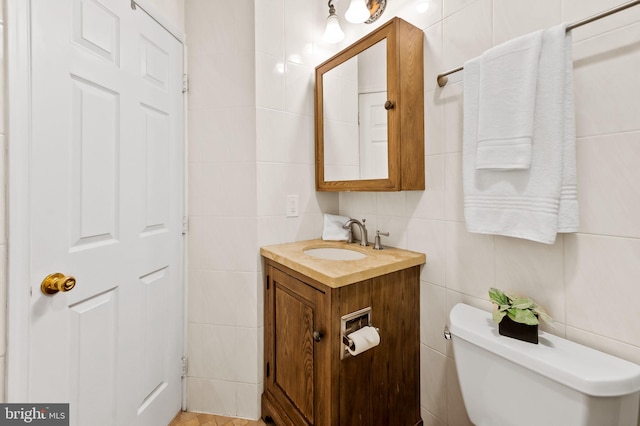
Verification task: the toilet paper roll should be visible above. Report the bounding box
[347,326,380,356]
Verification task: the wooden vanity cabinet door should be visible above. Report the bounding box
[263,263,332,426]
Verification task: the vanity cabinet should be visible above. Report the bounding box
[315,17,424,192]
[261,258,423,426]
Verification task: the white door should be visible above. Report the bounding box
[358,91,389,179]
[27,1,184,425]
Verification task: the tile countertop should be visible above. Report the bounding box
[260,239,426,289]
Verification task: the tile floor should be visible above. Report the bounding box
[170,411,267,426]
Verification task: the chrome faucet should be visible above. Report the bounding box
[343,218,368,246]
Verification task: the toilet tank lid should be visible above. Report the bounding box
[449,303,640,397]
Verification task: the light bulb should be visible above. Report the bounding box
[416,0,429,13]
[345,0,370,23]
[323,14,344,44]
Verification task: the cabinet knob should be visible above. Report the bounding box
[312,331,323,342]
[384,100,395,110]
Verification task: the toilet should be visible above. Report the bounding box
[449,303,640,426]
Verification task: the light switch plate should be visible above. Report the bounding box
[286,195,299,217]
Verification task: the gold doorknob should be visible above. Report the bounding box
[41,273,76,295]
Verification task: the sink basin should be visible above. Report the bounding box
[304,247,366,261]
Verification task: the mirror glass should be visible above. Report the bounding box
[322,39,387,182]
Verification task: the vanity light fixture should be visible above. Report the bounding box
[346,0,387,24]
[416,0,429,13]
[323,0,345,43]
[367,0,387,23]
[345,0,370,23]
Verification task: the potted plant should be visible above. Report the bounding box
[488,287,551,344]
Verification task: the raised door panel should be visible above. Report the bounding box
[275,287,315,422]
[69,75,120,251]
[139,104,171,236]
[72,0,120,64]
[68,289,118,424]
[267,265,323,425]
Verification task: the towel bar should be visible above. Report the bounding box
[436,0,640,87]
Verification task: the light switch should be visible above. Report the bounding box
[286,195,299,217]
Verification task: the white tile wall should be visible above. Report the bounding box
[425,90,445,154]
[573,20,640,138]
[188,270,259,327]
[337,0,640,424]
[189,162,257,217]
[565,234,640,347]
[284,61,315,116]
[494,236,565,324]
[188,107,257,163]
[187,378,237,416]
[442,0,492,70]
[421,346,448,420]
[256,109,314,164]
[188,216,257,272]
[576,132,640,238]
[255,51,286,110]
[188,52,255,110]
[493,0,560,45]
[186,0,341,418]
[184,0,640,423]
[407,155,445,220]
[185,0,262,419]
[188,324,259,382]
[408,218,446,286]
[255,0,284,58]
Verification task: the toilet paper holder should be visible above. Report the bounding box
[341,307,378,359]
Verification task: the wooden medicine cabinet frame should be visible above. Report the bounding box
[315,17,425,192]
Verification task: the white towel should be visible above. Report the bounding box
[476,30,543,170]
[463,24,578,244]
[557,27,579,234]
[321,213,351,241]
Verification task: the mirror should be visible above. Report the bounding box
[322,39,388,181]
[315,17,424,192]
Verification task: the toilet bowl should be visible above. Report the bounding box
[449,303,640,426]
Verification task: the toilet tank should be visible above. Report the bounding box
[449,303,640,426]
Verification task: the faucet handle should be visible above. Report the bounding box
[360,219,368,246]
[373,230,389,250]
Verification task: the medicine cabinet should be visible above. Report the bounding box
[315,17,424,191]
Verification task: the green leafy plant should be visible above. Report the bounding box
[489,287,551,326]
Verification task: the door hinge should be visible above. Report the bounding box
[266,362,270,378]
[266,275,270,290]
[182,216,189,235]
[182,74,189,93]
[181,356,188,378]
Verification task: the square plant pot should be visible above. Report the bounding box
[498,315,538,344]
